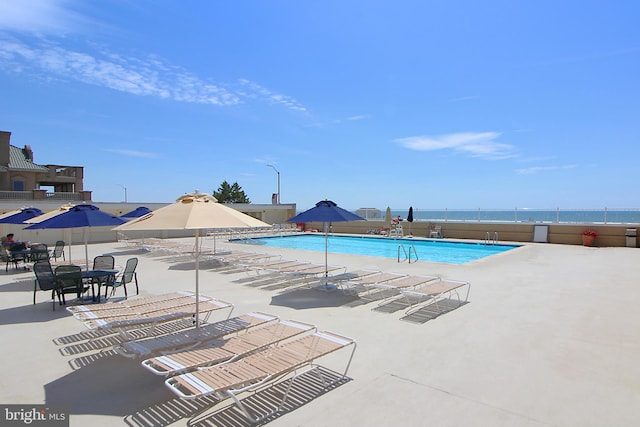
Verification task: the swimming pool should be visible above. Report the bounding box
[237,234,520,264]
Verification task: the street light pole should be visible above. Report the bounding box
[266,164,280,204]
[118,184,128,203]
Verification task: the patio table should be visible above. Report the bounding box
[81,269,119,302]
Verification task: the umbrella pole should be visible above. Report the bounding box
[324,222,329,278]
[195,230,200,328]
[83,227,89,270]
[67,229,72,265]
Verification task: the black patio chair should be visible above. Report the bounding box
[0,245,20,272]
[54,264,90,306]
[91,254,116,299]
[103,257,139,299]
[29,243,50,263]
[33,260,60,310]
[50,240,65,262]
[7,242,30,270]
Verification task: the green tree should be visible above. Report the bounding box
[213,181,251,203]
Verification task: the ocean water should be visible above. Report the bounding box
[356,208,640,224]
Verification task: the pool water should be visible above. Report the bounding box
[238,234,520,264]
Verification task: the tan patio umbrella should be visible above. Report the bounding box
[23,203,75,224]
[384,207,392,227]
[0,208,25,220]
[24,203,75,261]
[114,191,270,327]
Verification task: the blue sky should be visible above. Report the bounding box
[1,1,638,211]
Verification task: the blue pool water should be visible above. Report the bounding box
[239,234,520,264]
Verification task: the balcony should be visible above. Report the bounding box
[0,190,91,201]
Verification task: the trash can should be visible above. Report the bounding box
[625,229,637,248]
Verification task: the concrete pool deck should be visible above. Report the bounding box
[1,237,639,426]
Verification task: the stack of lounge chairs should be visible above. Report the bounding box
[62,291,357,423]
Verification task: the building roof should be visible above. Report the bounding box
[8,145,49,172]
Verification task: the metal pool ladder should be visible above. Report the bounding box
[485,232,499,245]
[398,244,419,263]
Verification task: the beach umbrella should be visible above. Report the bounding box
[121,206,152,219]
[287,200,365,280]
[407,206,414,235]
[114,191,270,327]
[24,204,126,269]
[24,204,75,260]
[0,207,44,224]
[24,204,75,224]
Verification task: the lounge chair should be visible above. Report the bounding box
[142,319,316,375]
[319,269,381,294]
[68,293,215,321]
[342,272,408,297]
[241,259,307,274]
[114,312,279,358]
[429,225,443,238]
[66,291,198,316]
[279,263,347,287]
[277,263,345,275]
[261,262,346,284]
[165,330,356,423]
[208,251,278,264]
[366,274,440,301]
[80,297,233,339]
[400,278,471,315]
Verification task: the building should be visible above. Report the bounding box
[0,130,91,202]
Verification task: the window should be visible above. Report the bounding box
[13,180,25,191]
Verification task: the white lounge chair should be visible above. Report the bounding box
[429,225,443,238]
[366,274,440,302]
[400,278,471,315]
[141,319,316,375]
[343,272,408,297]
[68,292,212,321]
[165,330,356,423]
[80,297,234,339]
[113,312,278,358]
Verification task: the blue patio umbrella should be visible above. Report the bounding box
[0,207,44,224]
[121,206,152,219]
[287,200,365,279]
[24,204,126,269]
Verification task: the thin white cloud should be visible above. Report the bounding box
[238,79,307,112]
[347,114,370,121]
[0,37,240,106]
[104,148,158,159]
[0,35,307,111]
[395,132,515,160]
[516,165,577,175]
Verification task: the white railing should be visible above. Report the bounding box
[381,207,640,225]
[0,191,84,201]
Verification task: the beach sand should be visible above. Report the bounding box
[1,237,639,426]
